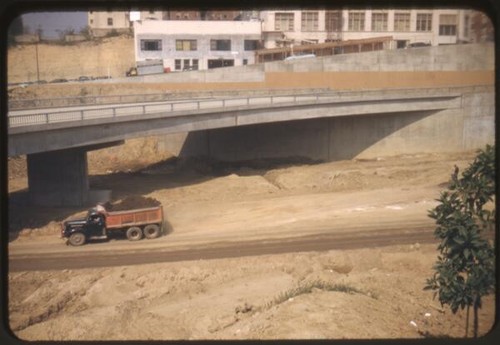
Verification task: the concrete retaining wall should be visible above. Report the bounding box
[128,43,494,85]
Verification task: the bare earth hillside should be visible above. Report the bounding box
[8,36,135,84]
[8,149,496,341]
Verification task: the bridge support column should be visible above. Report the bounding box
[27,148,89,207]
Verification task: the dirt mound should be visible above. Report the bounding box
[108,196,161,211]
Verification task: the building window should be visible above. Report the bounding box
[396,40,408,49]
[416,13,432,31]
[175,59,181,70]
[192,59,199,70]
[244,39,259,51]
[243,59,248,65]
[210,39,231,51]
[140,39,162,51]
[275,13,294,31]
[394,12,410,31]
[301,11,319,32]
[176,39,197,51]
[348,11,365,31]
[372,12,388,31]
[325,11,342,32]
[439,14,457,36]
[107,17,113,26]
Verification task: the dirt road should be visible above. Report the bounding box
[9,222,436,272]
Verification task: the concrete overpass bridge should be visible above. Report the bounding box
[8,85,494,206]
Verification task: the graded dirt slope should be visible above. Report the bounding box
[7,149,496,340]
[8,244,495,340]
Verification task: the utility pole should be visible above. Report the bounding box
[35,25,42,83]
[35,43,40,83]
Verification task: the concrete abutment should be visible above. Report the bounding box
[26,143,120,207]
[27,148,89,207]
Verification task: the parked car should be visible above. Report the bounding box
[284,54,316,61]
[50,78,68,83]
[407,42,431,48]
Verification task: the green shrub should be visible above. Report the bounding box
[425,145,495,337]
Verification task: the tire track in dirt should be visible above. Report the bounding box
[9,223,437,272]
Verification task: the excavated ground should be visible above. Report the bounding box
[7,145,496,341]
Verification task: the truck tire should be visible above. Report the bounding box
[144,224,161,239]
[68,232,86,246]
[126,226,143,241]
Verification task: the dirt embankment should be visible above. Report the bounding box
[8,244,495,340]
[8,149,496,340]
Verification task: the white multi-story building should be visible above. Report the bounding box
[134,20,262,71]
[260,9,476,49]
[117,8,490,70]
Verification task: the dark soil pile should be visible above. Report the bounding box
[109,196,161,211]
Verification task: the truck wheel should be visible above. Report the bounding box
[144,224,161,239]
[68,232,86,246]
[126,226,143,241]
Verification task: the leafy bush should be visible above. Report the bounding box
[425,145,495,337]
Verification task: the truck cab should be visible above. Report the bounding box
[61,209,107,246]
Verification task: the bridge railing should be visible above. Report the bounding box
[8,85,486,129]
[8,88,332,110]
[8,93,341,128]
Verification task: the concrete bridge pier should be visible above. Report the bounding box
[26,142,121,207]
[27,148,89,206]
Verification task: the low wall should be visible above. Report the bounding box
[128,43,494,88]
[106,43,495,94]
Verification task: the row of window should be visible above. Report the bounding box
[275,11,457,35]
[88,18,116,26]
[173,58,248,71]
[141,39,260,52]
[175,58,199,71]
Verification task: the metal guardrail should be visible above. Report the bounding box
[8,85,489,129]
[8,88,332,110]
[8,93,336,128]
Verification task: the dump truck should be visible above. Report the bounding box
[61,204,164,246]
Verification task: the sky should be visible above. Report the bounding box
[20,12,88,38]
